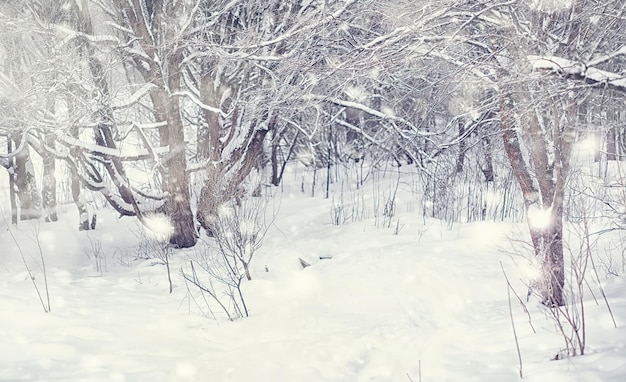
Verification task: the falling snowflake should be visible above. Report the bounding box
[143,214,174,241]
[527,205,552,230]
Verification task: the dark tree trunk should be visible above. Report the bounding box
[606,127,617,161]
[274,131,300,187]
[270,128,281,187]
[456,119,466,174]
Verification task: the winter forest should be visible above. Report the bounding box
[1,0,626,380]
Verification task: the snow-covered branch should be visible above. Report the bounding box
[315,96,433,136]
[528,55,626,93]
[172,91,227,117]
[220,0,357,50]
[54,24,120,48]
[112,83,157,110]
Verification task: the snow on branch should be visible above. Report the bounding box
[54,24,120,48]
[57,135,167,161]
[113,83,157,110]
[528,54,626,93]
[172,91,227,117]
[316,96,431,136]
[220,0,357,50]
[587,46,626,67]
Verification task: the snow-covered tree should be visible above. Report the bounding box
[434,0,626,306]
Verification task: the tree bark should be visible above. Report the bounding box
[69,124,90,231]
[7,139,18,225]
[113,0,197,247]
[14,137,42,221]
[151,89,197,248]
[456,119,467,174]
[42,134,58,222]
[606,127,617,161]
[499,91,566,307]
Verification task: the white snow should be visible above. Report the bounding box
[1,169,626,382]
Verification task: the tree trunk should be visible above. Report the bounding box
[528,211,565,307]
[112,0,197,247]
[197,126,268,233]
[14,138,42,221]
[270,128,281,186]
[481,135,495,182]
[456,119,466,174]
[42,134,58,222]
[606,127,617,161]
[499,91,566,307]
[69,124,90,231]
[151,89,197,248]
[7,139,18,225]
[71,166,90,231]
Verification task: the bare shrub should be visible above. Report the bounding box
[133,215,176,293]
[86,236,106,276]
[184,186,275,319]
[4,218,51,313]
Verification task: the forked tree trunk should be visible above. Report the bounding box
[499,91,567,307]
[195,68,269,233]
[114,0,197,248]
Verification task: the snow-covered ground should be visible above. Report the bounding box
[1,170,626,382]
